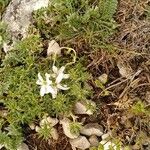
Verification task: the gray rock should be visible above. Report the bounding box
[69,136,90,150]
[74,100,96,115]
[47,40,61,56]
[2,0,49,52]
[98,73,108,84]
[89,135,99,147]
[80,123,103,137]
[3,0,49,39]
[60,118,80,139]
[17,143,29,150]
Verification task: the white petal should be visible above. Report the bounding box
[45,73,52,85]
[40,86,46,96]
[51,88,58,99]
[58,66,65,74]
[46,85,55,94]
[63,74,70,79]
[57,84,69,90]
[52,66,58,74]
[38,73,44,82]
[56,73,63,83]
[36,80,42,85]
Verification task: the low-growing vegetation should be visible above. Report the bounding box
[0,0,150,150]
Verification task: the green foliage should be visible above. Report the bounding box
[0,33,92,148]
[0,124,23,150]
[70,122,82,135]
[0,22,10,48]
[33,0,118,51]
[131,101,149,116]
[0,0,10,16]
[37,124,53,140]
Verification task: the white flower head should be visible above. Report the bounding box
[36,73,56,97]
[52,65,70,83]
[36,66,70,98]
[51,65,70,98]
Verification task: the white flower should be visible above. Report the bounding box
[52,65,70,83]
[36,66,69,98]
[51,65,70,97]
[36,73,55,97]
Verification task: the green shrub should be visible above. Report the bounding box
[33,0,118,50]
[0,34,92,149]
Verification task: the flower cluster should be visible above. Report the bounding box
[36,65,69,98]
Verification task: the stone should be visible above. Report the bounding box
[35,126,40,132]
[17,143,29,150]
[89,135,99,147]
[98,73,108,84]
[29,123,36,130]
[51,128,59,140]
[69,136,90,150]
[47,40,61,56]
[3,0,49,39]
[40,116,59,127]
[80,123,103,137]
[101,133,111,140]
[74,100,96,115]
[60,118,79,139]
[2,0,49,52]
[117,62,132,78]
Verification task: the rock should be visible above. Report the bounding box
[146,91,150,104]
[17,143,29,150]
[3,0,49,39]
[132,144,140,150]
[51,128,59,140]
[100,140,117,150]
[101,133,111,140]
[69,136,91,150]
[29,123,36,130]
[117,62,133,78]
[60,118,79,139]
[35,126,40,132]
[47,116,59,126]
[74,100,96,115]
[2,0,49,52]
[89,135,99,147]
[98,73,108,84]
[47,40,61,56]
[40,116,58,127]
[80,123,103,137]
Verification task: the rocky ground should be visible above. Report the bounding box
[0,0,150,150]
